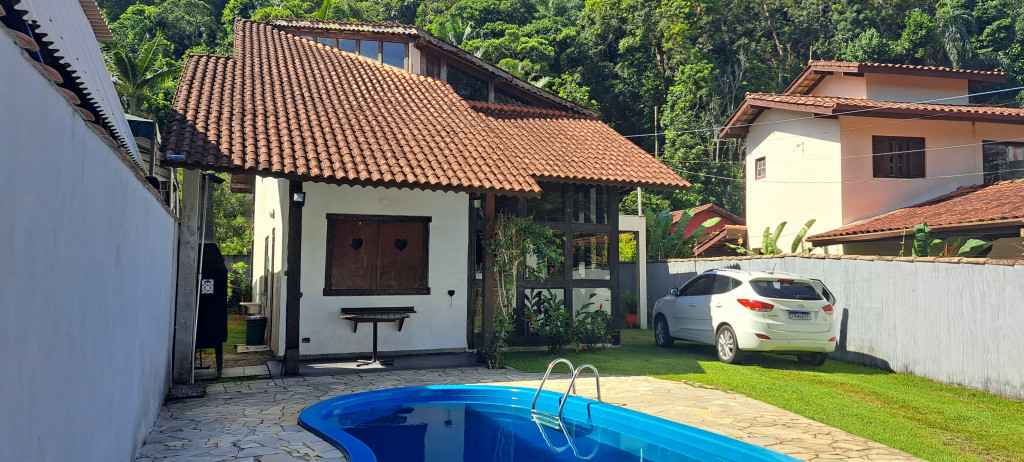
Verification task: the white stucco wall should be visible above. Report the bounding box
[809,73,968,104]
[0,35,177,461]
[251,176,288,355]
[264,183,470,357]
[838,117,1023,225]
[745,110,843,251]
[864,74,969,104]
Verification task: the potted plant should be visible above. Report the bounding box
[623,292,639,328]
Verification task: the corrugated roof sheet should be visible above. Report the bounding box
[161,20,688,194]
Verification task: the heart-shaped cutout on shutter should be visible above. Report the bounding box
[394,239,408,251]
[350,238,363,251]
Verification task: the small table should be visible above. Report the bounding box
[340,307,416,367]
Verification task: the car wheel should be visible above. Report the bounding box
[654,315,674,347]
[796,353,827,366]
[715,325,744,364]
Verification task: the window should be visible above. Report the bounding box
[750,280,821,300]
[446,64,489,102]
[872,136,925,178]
[525,182,564,222]
[338,39,357,53]
[324,214,430,295]
[359,40,379,60]
[679,275,713,296]
[755,157,766,179]
[573,184,608,224]
[495,88,534,106]
[381,42,406,69]
[710,275,741,294]
[983,141,1024,184]
[572,233,610,280]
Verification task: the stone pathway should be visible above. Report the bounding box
[136,367,920,462]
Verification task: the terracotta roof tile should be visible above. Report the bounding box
[808,180,1024,241]
[722,93,1024,138]
[784,60,1005,95]
[161,20,687,194]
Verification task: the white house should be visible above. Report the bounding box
[721,61,1024,256]
[0,1,178,460]
[161,19,689,373]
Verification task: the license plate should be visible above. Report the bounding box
[789,311,811,320]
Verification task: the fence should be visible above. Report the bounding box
[647,254,1024,400]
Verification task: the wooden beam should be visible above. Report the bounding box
[172,169,201,384]
[283,180,304,375]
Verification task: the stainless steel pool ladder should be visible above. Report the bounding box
[531,358,602,429]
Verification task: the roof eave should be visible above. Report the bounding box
[808,218,1024,246]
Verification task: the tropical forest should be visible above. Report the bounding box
[102,0,1024,218]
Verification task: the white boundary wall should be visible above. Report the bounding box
[647,255,1024,400]
[0,34,178,461]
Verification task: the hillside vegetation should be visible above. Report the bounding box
[100,0,1024,213]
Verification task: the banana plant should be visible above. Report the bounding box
[726,219,816,255]
[644,209,721,261]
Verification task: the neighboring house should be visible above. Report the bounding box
[1,1,178,460]
[160,19,688,373]
[669,203,747,257]
[808,179,1024,257]
[721,61,1024,255]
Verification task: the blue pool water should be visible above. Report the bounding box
[299,385,797,462]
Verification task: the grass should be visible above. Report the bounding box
[504,329,1024,462]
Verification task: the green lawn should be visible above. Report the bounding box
[504,329,1024,462]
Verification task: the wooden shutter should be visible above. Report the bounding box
[377,221,426,289]
[329,219,379,289]
[908,137,926,178]
[872,136,888,178]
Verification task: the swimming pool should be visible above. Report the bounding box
[299,385,797,462]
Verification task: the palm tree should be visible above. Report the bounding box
[103,36,179,115]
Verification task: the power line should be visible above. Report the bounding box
[623,86,1024,139]
[676,166,1024,184]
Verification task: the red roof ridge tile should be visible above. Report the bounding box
[807,60,1006,77]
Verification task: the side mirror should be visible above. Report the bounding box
[669,288,679,297]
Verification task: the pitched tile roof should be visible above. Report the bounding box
[160,20,687,195]
[468,102,688,189]
[808,179,1024,243]
[784,60,1005,95]
[668,203,744,225]
[269,18,598,117]
[721,93,1024,138]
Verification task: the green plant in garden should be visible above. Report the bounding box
[227,262,251,304]
[644,209,721,261]
[727,219,816,255]
[902,223,988,257]
[526,290,611,353]
[483,214,563,368]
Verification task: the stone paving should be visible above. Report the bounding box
[136,367,921,462]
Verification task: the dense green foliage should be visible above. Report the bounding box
[101,0,1024,214]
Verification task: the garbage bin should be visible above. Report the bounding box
[245,315,268,345]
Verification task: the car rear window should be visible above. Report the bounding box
[750,280,822,300]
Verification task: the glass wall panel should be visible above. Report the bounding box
[317,37,336,47]
[360,40,379,60]
[495,88,534,106]
[526,231,564,280]
[524,288,566,323]
[447,64,489,102]
[382,42,406,69]
[494,195,518,216]
[525,183,563,222]
[338,39,357,53]
[572,184,608,224]
[572,233,610,280]
[572,288,611,314]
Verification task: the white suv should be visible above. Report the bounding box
[653,269,837,366]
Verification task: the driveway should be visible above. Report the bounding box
[136,367,920,462]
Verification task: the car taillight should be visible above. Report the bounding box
[828,337,836,342]
[737,299,774,312]
[777,279,794,283]
[822,304,834,315]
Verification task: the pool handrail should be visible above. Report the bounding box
[558,364,601,420]
[531,357,575,412]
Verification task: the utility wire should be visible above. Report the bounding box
[675,166,1024,184]
[623,86,1024,139]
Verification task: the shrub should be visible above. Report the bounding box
[526,290,611,353]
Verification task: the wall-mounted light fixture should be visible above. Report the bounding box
[291,191,306,207]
